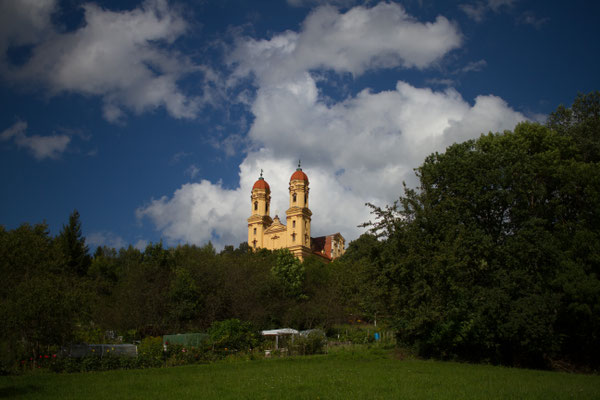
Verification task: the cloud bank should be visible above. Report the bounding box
[0,0,208,123]
[137,2,526,249]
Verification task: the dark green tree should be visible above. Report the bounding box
[272,249,305,299]
[365,98,600,367]
[0,223,87,370]
[57,210,91,276]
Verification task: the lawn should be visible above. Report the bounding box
[1,348,599,399]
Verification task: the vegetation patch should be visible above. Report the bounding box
[1,348,599,399]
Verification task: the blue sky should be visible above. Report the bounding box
[1,0,598,250]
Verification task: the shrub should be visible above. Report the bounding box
[209,319,261,352]
[291,331,327,355]
[137,336,163,368]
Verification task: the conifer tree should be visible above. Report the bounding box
[58,209,91,276]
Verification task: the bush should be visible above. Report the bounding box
[164,343,212,366]
[291,330,326,355]
[209,319,261,352]
[137,336,163,368]
[331,325,376,344]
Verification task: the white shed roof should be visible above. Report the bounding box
[261,328,299,336]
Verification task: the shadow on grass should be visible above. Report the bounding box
[0,384,41,398]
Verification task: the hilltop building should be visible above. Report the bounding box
[247,163,345,261]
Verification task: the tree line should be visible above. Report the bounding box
[1,92,598,372]
[0,213,369,372]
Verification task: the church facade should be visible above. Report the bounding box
[247,164,345,261]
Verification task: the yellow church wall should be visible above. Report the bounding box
[247,164,344,262]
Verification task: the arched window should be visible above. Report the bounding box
[304,194,307,204]
[293,193,297,202]
[254,201,258,211]
[292,220,296,228]
[253,228,257,235]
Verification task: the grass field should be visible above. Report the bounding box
[1,347,599,399]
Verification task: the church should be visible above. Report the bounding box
[247,163,345,261]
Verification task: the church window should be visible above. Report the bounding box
[293,193,297,202]
[304,194,307,204]
[253,228,257,235]
[292,220,296,228]
[292,233,296,242]
[254,201,258,211]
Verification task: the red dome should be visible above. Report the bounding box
[290,169,308,182]
[252,178,270,191]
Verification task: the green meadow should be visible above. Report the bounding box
[1,349,599,399]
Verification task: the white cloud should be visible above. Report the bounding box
[185,164,200,179]
[87,231,127,250]
[426,78,456,87]
[287,0,361,8]
[136,179,247,247]
[518,12,549,29]
[0,0,210,122]
[228,2,462,82]
[138,2,526,249]
[138,79,525,248]
[459,0,516,22]
[0,0,56,55]
[460,59,487,73]
[1,121,71,160]
[134,239,149,251]
[459,3,486,22]
[487,0,516,12]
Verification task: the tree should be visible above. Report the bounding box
[0,223,87,369]
[271,249,305,299]
[169,267,202,330]
[208,319,260,352]
[365,100,600,367]
[547,91,600,162]
[57,210,91,276]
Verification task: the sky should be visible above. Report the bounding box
[1,0,598,251]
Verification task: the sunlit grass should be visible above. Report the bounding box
[1,347,599,399]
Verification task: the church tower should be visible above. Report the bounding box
[286,161,312,259]
[247,171,272,250]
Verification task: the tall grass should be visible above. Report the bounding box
[1,347,599,399]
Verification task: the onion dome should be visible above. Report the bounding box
[290,160,309,182]
[252,170,270,190]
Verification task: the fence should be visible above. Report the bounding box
[163,333,209,347]
[61,344,137,358]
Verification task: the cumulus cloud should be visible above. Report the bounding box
[1,121,71,160]
[228,2,462,82]
[138,2,526,249]
[136,179,247,247]
[0,0,210,122]
[138,79,525,248]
